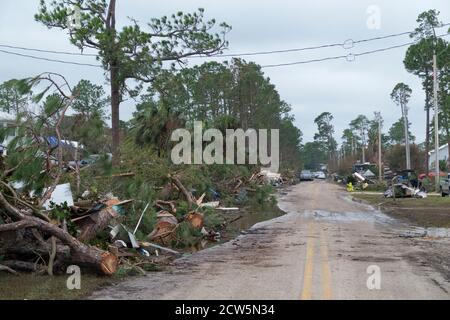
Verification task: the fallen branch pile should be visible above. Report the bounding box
[0,191,118,275]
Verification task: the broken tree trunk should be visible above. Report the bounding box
[185,212,204,229]
[0,193,118,275]
[148,211,178,245]
[170,175,196,209]
[0,234,71,260]
[1,260,42,273]
[155,200,177,214]
[0,231,118,275]
[77,206,117,243]
[0,263,19,275]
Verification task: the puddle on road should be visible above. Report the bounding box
[400,227,450,239]
[220,206,285,240]
[303,209,394,224]
[189,205,285,253]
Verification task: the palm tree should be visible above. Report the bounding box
[131,99,185,157]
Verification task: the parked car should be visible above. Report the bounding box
[66,153,112,171]
[439,173,450,197]
[299,170,314,181]
[316,171,326,179]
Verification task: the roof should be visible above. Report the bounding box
[428,143,449,155]
[45,136,81,149]
[0,111,15,122]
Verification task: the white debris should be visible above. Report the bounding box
[260,169,282,183]
[200,201,220,208]
[215,207,239,211]
[353,172,366,182]
[43,183,74,210]
[363,169,375,178]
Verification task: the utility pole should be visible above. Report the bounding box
[361,129,366,163]
[352,137,355,156]
[376,111,382,182]
[433,52,440,190]
[431,24,440,191]
[362,145,365,163]
[402,102,411,170]
[337,148,341,167]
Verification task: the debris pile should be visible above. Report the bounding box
[0,74,290,277]
[1,138,289,277]
[383,171,427,199]
[384,184,427,199]
[2,169,279,276]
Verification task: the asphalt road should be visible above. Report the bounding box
[90,181,450,300]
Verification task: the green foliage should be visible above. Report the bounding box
[341,128,356,156]
[35,2,231,77]
[384,144,425,172]
[410,9,443,40]
[388,118,415,145]
[363,181,387,192]
[72,80,109,118]
[439,160,447,172]
[48,201,71,221]
[253,185,276,206]
[421,177,434,192]
[349,115,370,147]
[0,79,32,114]
[130,98,184,156]
[113,261,161,277]
[390,82,412,108]
[0,74,104,204]
[314,112,337,160]
[403,9,450,164]
[175,221,203,248]
[51,80,111,154]
[202,206,224,229]
[129,59,303,170]
[35,1,231,155]
[301,141,326,170]
[346,175,356,185]
[48,202,78,236]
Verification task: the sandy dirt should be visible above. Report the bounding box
[90,181,450,300]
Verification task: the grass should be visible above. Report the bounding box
[354,193,450,207]
[0,273,116,300]
[352,193,450,228]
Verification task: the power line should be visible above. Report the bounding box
[1,22,449,59]
[205,43,343,58]
[0,49,102,67]
[0,30,448,69]
[0,44,97,57]
[261,32,450,68]
[260,55,348,68]
[191,23,450,58]
[210,31,413,58]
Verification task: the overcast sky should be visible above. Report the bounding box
[1,0,449,144]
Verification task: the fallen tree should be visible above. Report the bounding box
[0,74,117,275]
[0,175,118,275]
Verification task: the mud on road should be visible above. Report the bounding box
[90,181,450,299]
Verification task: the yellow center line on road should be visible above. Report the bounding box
[300,182,318,300]
[320,227,333,300]
[299,181,333,300]
[300,222,315,300]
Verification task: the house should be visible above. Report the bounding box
[428,143,449,170]
[0,111,17,155]
[1,110,83,157]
